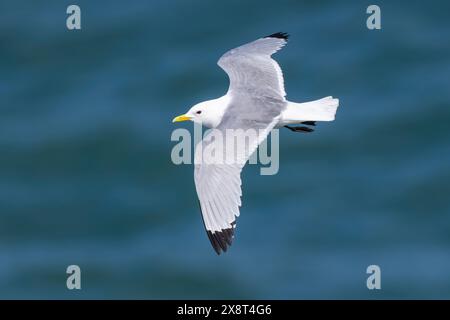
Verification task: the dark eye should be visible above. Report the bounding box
[196,110,202,114]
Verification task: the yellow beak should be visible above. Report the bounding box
[172,114,192,123]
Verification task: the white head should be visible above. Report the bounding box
[172,95,230,128]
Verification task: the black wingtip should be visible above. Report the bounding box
[206,230,222,255]
[197,199,236,255]
[206,225,235,255]
[265,32,289,40]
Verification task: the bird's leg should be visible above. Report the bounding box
[284,125,314,133]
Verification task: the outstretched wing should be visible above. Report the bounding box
[195,33,289,254]
[218,32,289,99]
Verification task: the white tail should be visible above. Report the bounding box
[281,96,339,124]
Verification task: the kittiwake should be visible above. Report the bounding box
[173,32,339,254]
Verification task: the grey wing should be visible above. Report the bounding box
[195,33,290,254]
[218,32,289,99]
[194,93,285,254]
[194,161,242,255]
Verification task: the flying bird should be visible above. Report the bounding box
[173,32,339,254]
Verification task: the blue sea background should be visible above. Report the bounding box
[1,0,449,299]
